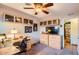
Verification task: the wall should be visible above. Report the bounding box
[72,18,79,54]
[0,4,40,43]
[70,18,78,44]
[78,19,79,54]
[0,21,40,41]
[69,18,79,54]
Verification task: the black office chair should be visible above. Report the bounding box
[13,37,31,55]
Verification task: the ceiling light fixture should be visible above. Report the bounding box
[34,3,43,12]
[24,3,53,15]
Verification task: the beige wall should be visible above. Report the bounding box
[0,4,40,41]
[70,18,78,44]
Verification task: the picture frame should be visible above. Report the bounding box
[53,19,57,24]
[29,20,33,24]
[44,21,47,25]
[48,20,52,25]
[24,18,28,24]
[40,22,43,26]
[25,26,32,33]
[33,23,38,31]
[58,19,60,25]
[53,19,60,25]
[5,14,14,22]
[15,17,22,23]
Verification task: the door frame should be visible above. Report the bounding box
[64,22,71,48]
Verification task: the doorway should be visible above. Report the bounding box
[64,22,71,48]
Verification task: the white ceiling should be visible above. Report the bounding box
[2,3,79,20]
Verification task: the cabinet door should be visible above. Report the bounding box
[40,34,48,45]
[49,35,61,49]
[53,39,61,49]
[49,35,54,48]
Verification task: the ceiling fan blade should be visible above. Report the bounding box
[43,3,53,8]
[42,10,49,14]
[24,7,34,9]
[25,3,32,5]
[34,3,43,6]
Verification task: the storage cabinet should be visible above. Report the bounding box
[40,33,61,49]
[40,33,48,45]
[49,35,61,49]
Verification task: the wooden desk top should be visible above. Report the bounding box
[0,46,20,55]
[0,39,23,55]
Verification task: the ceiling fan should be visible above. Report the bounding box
[24,3,54,15]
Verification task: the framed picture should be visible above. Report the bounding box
[44,21,47,25]
[53,19,60,25]
[48,20,52,25]
[5,14,14,22]
[58,19,60,25]
[40,22,43,26]
[24,18,28,24]
[29,20,33,24]
[33,23,38,31]
[25,26,32,33]
[15,17,22,23]
[53,19,57,24]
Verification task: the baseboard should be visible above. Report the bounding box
[71,44,78,46]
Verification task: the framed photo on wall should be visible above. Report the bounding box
[29,20,33,24]
[48,20,52,25]
[40,22,43,26]
[24,18,28,24]
[33,23,38,31]
[5,14,14,22]
[53,19,60,25]
[15,17,22,23]
[25,26,32,33]
[58,19,60,25]
[53,19,57,24]
[44,21,47,25]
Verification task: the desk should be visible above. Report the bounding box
[0,39,22,55]
[0,46,20,55]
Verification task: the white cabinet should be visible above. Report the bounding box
[49,35,61,49]
[40,33,61,49]
[40,33,48,45]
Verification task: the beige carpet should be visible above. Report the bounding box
[15,43,78,55]
[36,46,78,55]
[36,47,60,55]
